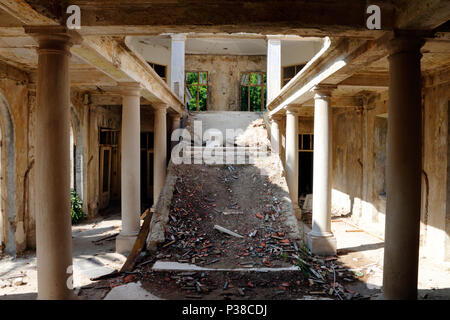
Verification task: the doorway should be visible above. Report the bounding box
[99,128,119,210]
[141,132,154,207]
[298,133,314,197]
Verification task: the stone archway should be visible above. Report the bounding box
[0,90,16,254]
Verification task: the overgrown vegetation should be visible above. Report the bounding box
[71,189,86,224]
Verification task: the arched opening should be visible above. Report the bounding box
[0,90,15,255]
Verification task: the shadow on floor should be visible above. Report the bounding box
[337,242,385,255]
[0,292,37,300]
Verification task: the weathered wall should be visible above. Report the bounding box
[185,54,266,111]
[86,104,122,217]
[331,107,363,217]
[421,80,450,261]
[351,93,388,237]
[0,62,32,254]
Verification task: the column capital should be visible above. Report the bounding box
[312,84,337,99]
[118,82,142,97]
[153,102,169,113]
[269,114,283,122]
[169,113,182,120]
[387,34,425,57]
[25,26,81,56]
[285,105,301,114]
[171,33,187,41]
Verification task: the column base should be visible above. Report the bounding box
[116,233,138,255]
[306,232,337,256]
[293,205,302,220]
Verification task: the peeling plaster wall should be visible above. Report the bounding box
[421,81,450,261]
[0,62,30,254]
[331,107,363,217]
[350,93,388,237]
[185,55,266,111]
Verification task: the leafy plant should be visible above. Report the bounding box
[71,189,86,224]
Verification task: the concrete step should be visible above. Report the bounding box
[152,261,301,273]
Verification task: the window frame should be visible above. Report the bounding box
[298,133,314,152]
[239,71,266,112]
[147,61,168,83]
[282,64,306,87]
[185,71,208,111]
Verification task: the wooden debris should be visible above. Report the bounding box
[120,208,153,273]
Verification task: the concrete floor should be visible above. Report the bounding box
[1,212,449,300]
[331,217,450,299]
[0,212,125,300]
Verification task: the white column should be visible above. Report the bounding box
[307,85,336,256]
[116,83,141,255]
[383,34,424,300]
[266,36,281,104]
[170,34,186,101]
[154,103,168,206]
[171,114,181,132]
[25,26,76,299]
[270,115,281,154]
[285,106,300,218]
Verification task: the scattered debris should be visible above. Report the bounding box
[213,225,244,238]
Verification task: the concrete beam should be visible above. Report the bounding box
[339,72,389,88]
[267,32,392,115]
[395,0,450,30]
[0,0,57,25]
[23,0,395,38]
[267,33,391,117]
[0,0,184,114]
[71,37,184,114]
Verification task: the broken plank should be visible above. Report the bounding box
[120,208,153,273]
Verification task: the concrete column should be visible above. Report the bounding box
[25,26,77,299]
[307,85,336,256]
[170,34,186,101]
[383,35,424,300]
[170,114,182,150]
[285,106,301,218]
[266,36,281,104]
[116,83,142,255]
[171,114,181,132]
[154,104,168,206]
[270,115,282,154]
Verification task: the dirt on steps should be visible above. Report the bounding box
[155,162,299,270]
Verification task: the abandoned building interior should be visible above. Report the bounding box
[0,0,449,301]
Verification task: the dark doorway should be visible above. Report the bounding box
[298,134,314,197]
[141,132,154,208]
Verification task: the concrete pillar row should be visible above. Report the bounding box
[116,82,142,255]
[383,34,425,300]
[270,114,282,154]
[153,103,168,207]
[25,26,79,300]
[285,106,301,218]
[307,84,337,256]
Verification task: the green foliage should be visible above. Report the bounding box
[71,189,86,224]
